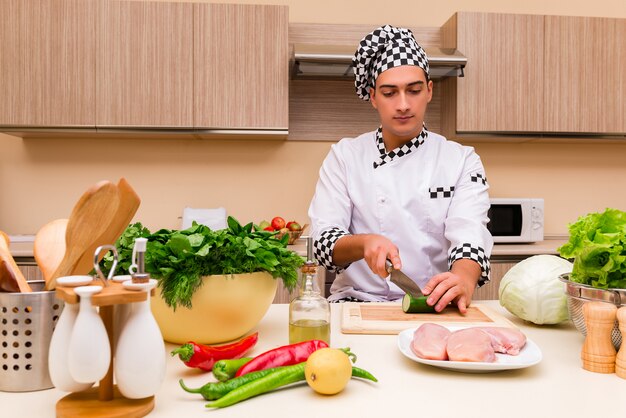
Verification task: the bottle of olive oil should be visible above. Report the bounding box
[289,236,330,344]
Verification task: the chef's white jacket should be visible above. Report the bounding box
[308,128,493,302]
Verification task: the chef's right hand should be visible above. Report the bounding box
[362,234,401,279]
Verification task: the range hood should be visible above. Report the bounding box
[292,44,466,80]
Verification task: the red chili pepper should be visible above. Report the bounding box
[234,339,328,377]
[171,332,258,372]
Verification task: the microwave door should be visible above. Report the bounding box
[488,204,524,242]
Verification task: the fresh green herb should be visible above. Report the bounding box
[558,208,626,289]
[100,216,304,309]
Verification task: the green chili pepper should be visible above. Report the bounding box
[179,367,280,400]
[351,366,378,382]
[212,357,253,382]
[205,363,307,408]
[204,362,379,408]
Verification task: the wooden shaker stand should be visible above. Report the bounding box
[54,282,156,418]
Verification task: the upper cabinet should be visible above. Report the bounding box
[0,0,288,136]
[544,16,625,134]
[0,0,96,127]
[442,13,544,133]
[442,12,626,137]
[194,4,289,130]
[97,1,193,128]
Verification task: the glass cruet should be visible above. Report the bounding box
[288,236,330,344]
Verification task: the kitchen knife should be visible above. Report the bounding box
[385,260,424,298]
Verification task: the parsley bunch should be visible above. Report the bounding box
[101,216,304,309]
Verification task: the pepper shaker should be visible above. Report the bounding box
[616,307,626,379]
[581,301,617,373]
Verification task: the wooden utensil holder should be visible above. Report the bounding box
[616,307,626,379]
[581,301,617,373]
[54,282,156,418]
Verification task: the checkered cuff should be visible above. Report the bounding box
[313,227,351,273]
[447,243,490,286]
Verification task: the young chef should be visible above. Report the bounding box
[308,25,493,313]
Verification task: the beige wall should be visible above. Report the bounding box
[2,0,626,236]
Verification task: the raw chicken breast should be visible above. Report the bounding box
[446,328,496,363]
[478,327,527,355]
[411,323,451,360]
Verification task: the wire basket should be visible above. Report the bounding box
[0,281,63,392]
[559,274,624,350]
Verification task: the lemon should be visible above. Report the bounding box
[304,348,352,395]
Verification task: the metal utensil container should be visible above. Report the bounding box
[559,273,624,349]
[0,280,63,392]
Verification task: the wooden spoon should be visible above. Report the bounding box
[0,231,32,292]
[73,177,141,276]
[33,218,68,286]
[45,180,120,290]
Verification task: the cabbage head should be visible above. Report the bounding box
[498,255,573,325]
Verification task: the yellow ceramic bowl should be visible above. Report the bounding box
[151,272,278,344]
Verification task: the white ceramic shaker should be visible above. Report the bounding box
[67,285,111,383]
[48,302,94,392]
[114,279,165,398]
[114,238,166,399]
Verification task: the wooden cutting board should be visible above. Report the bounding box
[341,302,516,334]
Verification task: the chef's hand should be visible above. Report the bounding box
[333,234,401,278]
[421,259,481,314]
[362,234,401,278]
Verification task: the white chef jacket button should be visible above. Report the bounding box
[379,197,386,203]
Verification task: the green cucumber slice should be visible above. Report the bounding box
[402,293,437,313]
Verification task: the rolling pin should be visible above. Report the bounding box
[616,307,626,379]
[581,301,617,373]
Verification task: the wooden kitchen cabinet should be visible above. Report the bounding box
[194,3,289,131]
[97,0,193,128]
[441,12,626,137]
[0,0,96,127]
[441,12,545,134]
[544,16,626,134]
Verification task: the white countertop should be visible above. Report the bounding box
[2,301,624,418]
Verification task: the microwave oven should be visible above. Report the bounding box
[487,198,544,243]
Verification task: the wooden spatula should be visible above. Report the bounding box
[33,218,68,286]
[45,180,120,290]
[72,177,141,276]
[0,231,33,293]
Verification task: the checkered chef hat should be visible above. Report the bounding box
[352,25,429,101]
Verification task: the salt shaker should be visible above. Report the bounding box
[581,301,617,373]
[616,306,626,379]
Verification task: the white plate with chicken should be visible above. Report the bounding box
[397,323,542,373]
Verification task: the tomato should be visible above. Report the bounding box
[263,226,275,231]
[271,217,286,230]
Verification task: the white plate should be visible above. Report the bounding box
[397,326,542,373]
[56,275,94,287]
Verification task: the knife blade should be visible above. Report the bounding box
[385,260,424,298]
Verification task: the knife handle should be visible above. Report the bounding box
[385,259,393,274]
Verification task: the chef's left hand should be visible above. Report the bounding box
[421,259,481,314]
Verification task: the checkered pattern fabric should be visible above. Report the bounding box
[429,186,455,199]
[313,227,351,272]
[352,25,430,101]
[373,126,427,169]
[470,172,488,186]
[447,243,490,285]
[329,296,368,303]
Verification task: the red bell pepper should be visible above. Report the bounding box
[234,339,328,377]
[171,332,258,372]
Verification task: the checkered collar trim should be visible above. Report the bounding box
[373,126,427,169]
